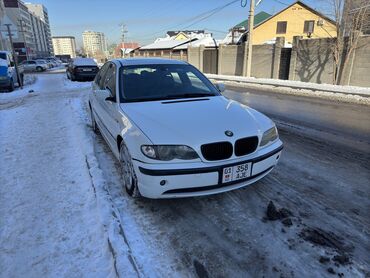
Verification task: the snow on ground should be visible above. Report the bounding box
[207,74,370,105]
[0,75,37,102]
[0,74,136,277]
[1,72,369,277]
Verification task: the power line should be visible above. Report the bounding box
[183,0,239,29]
[271,0,290,6]
[137,0,239,39]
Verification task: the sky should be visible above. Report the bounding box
[32,0,329,48]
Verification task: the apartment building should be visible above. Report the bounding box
[2,0,53,60]
[52,36,76,58]
[3,0,36,60]
[82,30,107,58]
[25,3,53,55]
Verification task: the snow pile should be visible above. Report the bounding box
[207,74,370,105]
[62,75,92,91]
[206,74,370,96]
[0,95,115,277]
[68,98,140,277]
[0,75,37,103]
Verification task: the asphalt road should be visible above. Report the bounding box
[94,85,370,277]
[223,86,370,150]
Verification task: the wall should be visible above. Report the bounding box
[344,35,370,87]
[288,35,370,87]
[289,37,335,84]
[218,44,244,76]
[250,44,275,78]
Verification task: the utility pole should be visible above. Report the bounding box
[18,20,29,60]
[246,0,255,77]
[120,23,128,58]
[4,24,23,88]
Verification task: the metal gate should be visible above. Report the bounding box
[279,48,292,80]
[203,49,218,74]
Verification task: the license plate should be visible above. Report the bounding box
[222,162,252,183]
[83,68,92,72]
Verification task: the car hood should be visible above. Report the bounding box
[120,96,271,146]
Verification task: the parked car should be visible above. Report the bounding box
[20,60,48,72]
[36,59,53,68]
[45,57,60,67]
[0,51,24,92]
[89,59,283,199]
[67,58,99,81]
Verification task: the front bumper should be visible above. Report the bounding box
[75,72,97,80]
[0,77,11,88]
[133,141,283,198]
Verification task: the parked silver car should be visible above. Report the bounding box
[20,60,48,72]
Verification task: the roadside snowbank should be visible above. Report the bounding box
[207,74,370,105]
[0,73,135,277]
[68,98,140,277]
[0,75,36,101]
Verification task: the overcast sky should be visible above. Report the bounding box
[32,0,330,48]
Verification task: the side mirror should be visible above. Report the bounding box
[215,83,225,93]
[105,96,116,102]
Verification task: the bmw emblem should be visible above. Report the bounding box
[225,130,234,137]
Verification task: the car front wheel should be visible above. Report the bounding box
[120,143,140,198]
[8,79,14,92]
[90,107,99,134]
[36,66,43,72]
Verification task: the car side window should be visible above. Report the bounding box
[97,63,110,89]
[104,64,116,98]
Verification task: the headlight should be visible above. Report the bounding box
[141,145,199,161]
[260,126,278,147]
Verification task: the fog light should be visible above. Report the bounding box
[160,180,166,186]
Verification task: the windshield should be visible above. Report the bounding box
[120,64,220,102]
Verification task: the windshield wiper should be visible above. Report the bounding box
[164,93,215,99]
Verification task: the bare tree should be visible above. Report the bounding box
[327,0,369,84]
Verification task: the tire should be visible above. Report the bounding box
[70,74,75,81]
[120,143,140,198]
[36,66,43,72]
[8,79,14,92]
[90,107,99,134]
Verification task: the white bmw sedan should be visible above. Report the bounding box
[89,59,283,199]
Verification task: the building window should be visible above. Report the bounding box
[276,21,287,34]
[304,20,315,34]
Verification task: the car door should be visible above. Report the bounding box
[92,62,117,149]
[100,63,121,148]
[29,61,37,71]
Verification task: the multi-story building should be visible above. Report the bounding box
[82,30,107,59]
[3,0,36,61]
[2,0,53,60]
[25,3,53,55]
[52,36,76,58]
[0,0,6,50]
[29,12,49,57]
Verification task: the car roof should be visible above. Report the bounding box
[114,58,188,67]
